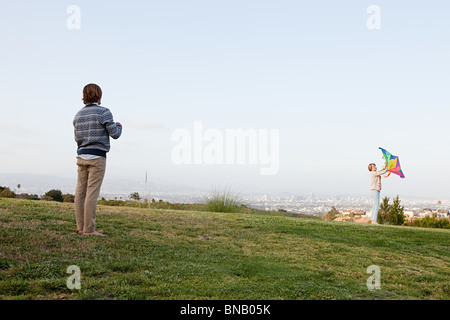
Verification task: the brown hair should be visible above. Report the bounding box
[82,83,102,105]
[368,163,375,171]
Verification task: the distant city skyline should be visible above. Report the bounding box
[2,172,448,216]
[1,173,448,203]
[1,1,449,199]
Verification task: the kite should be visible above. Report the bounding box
[379,147,405,178]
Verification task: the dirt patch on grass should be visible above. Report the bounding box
[334,215,371,224]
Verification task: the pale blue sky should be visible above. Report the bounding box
[0,1,449,198]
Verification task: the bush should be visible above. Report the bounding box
[378,195,405,225]
[405,216,450,229]
[44,189,63,202]
[17,193,40,200]
[204,189,243,213]
[129,192,141,201]
[0,187,16,198]
[322,206,339,221]
[63,193,75,203]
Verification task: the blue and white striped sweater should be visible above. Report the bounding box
[73,103,122,158]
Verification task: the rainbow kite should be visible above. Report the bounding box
[379,147,405,178]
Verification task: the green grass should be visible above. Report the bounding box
[204,189,243,213]
[0,198,449,300]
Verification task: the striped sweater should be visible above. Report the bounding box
[73,103,122,158]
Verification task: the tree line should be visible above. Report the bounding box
[0,186,74,203]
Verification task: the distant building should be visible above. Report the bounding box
[436,210,450,218]
[415,209,449,218]
[404,210,415,218]
[418,209,433,218]
[339,209,367,216]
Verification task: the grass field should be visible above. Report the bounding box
[0,198,449,300]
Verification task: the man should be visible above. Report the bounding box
[73,83,122,236]
[368,163,388,224]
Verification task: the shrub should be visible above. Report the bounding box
[17,193,40,200]
[63,193,75,203]
[44,189,63,202]
[0,187,16,198]
[322,206,339,221]
[129,192,141,201]
[405,216,450,229]
[204,189,243,213]
[378,195,405,225]
[41,195,54,201]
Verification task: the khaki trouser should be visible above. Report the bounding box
[75,157,106,233]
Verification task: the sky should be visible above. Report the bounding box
[0,1,449,199]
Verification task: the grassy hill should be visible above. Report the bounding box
[0,198,449,300]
